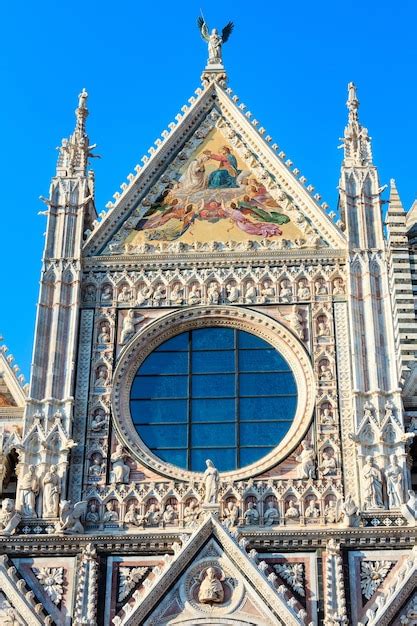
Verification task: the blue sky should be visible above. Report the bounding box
[1,0,416,379]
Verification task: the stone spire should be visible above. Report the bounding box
[56,88,97,177]
[341,82,373,167]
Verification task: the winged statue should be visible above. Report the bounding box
[197,17,234,65]
[55,499,87,534]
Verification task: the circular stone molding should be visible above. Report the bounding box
[111,305,316,482]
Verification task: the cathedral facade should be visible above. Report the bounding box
[1,30,417,626]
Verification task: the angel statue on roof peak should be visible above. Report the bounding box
[197,16,234,65]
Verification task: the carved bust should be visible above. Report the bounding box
[198,567,224,604]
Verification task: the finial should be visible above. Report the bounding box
[346,82,359,122]
[78,88,88,110]
[197,16,233,86]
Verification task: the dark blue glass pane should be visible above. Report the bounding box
[139,424,187,448]
[192,374,235,398]
[191,423,236,447]
[239,349,291,372]
[139,351,188,374]
[191,399,235,422]
[240,447,273,466]
[155,333,189,351]
[240,421,292,446]
[239,372,296,396]
[240,396,297,421]
[131,399,187,423]
[191,448,236,472]
[192,328,235,350]
[156,449,187,466]
[131,375,188,399]
[237,331,270,348]
[192,350,234,373]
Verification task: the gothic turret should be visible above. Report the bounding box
[339,83,411,508]
[18,91,98,509]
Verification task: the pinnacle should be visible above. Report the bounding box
[388,178,405,214]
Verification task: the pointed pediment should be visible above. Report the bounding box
[84,82,345,258]
[113,515,305,626]
[0,346,27,418]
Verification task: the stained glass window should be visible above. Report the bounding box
[130,327,297,472]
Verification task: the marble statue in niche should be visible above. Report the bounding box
[184,499,201,526]
[207,282,220,305]
[243,501,259,525]
[103,501,119,523]
[198,566,225,605]
[170,284,184,305]
[385,455,404,508]
[94,367,108,388]
[19,464,39,518]
[188,284,201,305]
[324,500,338,523]
[163,503,177,524]
[285,499,300,520]
[136,285,153,305]
[91,408,107,431]
[279,279,293,302]
[110,444,130,484]
[260,280,275,302]
[226,283,239,303]
[124,502,144,527]
[97,323,111,344]
[223,500,239,529]
[88,453,105,478]
[320,450,337,476]
[305,497,320,518]
[145,503,161,526]
[43,464,61,517]
[297,279,310,300]
[296,441,316,479]
[363,456,384,509]
[263,500,279,525]
[86,501,100,523]
[332,278,345,295]
[244,281,257,303]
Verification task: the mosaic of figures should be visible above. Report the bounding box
[122,129,306,247]
[81,264,347,308]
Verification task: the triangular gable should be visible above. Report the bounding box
[0,555,53,625]
[0,345,27,410]
[84,82,345,257]
[113,515,305,626]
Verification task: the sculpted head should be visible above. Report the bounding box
[2,498,14,513]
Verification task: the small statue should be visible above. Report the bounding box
[279,279,293,302]
[88,453,105,478]
[170,284,183,305]
[340,494,360,528]
[124,502,144,527]
[117,286,132,303]
[319,363,333,382]
[305,497,320,518]
[321,407,335,425]
[227,284,239,303]
[324,500,338,524]
[145,503,160,526]
[83,285,96,302]
[285,499,300,520]
[120,309,145,345]
[91,409,107,431]
[0,499,21,536]
[320,451,337,476]
[42,464,61,517]
[97,323,110,344]
[55,500,87,534]
[86,501,100,523]
[188,284,201,305]
[260,280,275,303]
[287,308,304,339]
[297,280,311,300]
[385,454,404,508]
[101,285,113,301]
[244,281,257,304]
[184,500,201,527]
[296,441,316,479]
[18,464,39,518]
[136,285,153,306]
[207,282,220,305]
[163,504,177,525]
[203,459,220,504]
[197,17,234,66]
[317,318,330,337]
[363,456,384,509]
[315,279,328,295]
[332,278,345,295]
[153,284,166,304]
[110,444,130,484]
[198,566,225,604]
[243,501,259,525]
[103,501,119,523]
[223,501,239,529]
[263,501,279,526]
[94,367,108,388]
